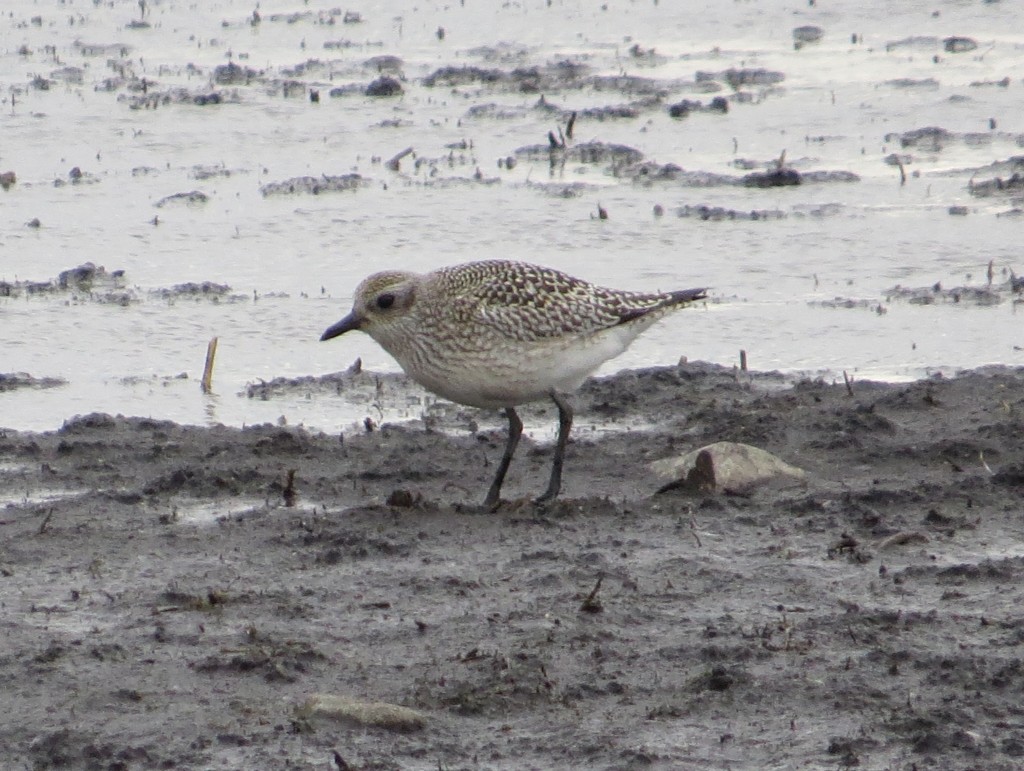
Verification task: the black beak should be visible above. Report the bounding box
[320,312,361,341]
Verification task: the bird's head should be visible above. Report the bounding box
[320,270,419,345]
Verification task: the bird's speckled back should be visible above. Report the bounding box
[430,260,685,342]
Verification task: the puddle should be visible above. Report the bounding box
[0,488,89,510]
[160,498,273,526]
[0,461,33,473]
[161,497,340,526]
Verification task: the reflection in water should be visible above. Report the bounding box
[203,392,220,427]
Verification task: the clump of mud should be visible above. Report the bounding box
[0,264,250,305]
[0,373,67,392]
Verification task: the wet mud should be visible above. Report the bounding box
[0,263,246,306]
[3,363,1024,769]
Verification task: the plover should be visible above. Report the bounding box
[320,260,706,509]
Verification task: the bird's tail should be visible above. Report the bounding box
[617,287,708,325]
[666,287,708,305]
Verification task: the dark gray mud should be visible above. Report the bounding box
[3,363,1024,769]
[0,263,247,306]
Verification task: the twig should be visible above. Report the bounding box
[580,575,603,613]
[689,515,702,548]
[38,508,53,535]
[385,146,413,171]
[842,370,854,396]
[979,451,994,475]
[201,337,218,394]
[739,349,748,372]
[895,158,907,186]
[283,469,298,507]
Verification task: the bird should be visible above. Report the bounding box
[320,260,706,510]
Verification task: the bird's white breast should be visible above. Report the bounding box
[403,322,648,409]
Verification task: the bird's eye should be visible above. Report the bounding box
[376,292,395,310]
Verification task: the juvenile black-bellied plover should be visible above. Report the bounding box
[320,260,706,509]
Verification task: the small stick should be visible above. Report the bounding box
[385,146,413,171]
[565,111,577,140]
[580,575,603,613]
[38,507,54,535]
[689,515,702,548]
[739,349,747,372]
[895,158,906,186]
[201,337,218,393]
[283,469,297,507]
[979,451,994,475]
[843,370,854,396]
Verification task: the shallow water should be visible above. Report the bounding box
[2,0,1023,431]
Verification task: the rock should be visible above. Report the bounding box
[800,170,859,183]
[943,36,978,53]
[884,78,940,90]
[259,173,365,197]
[970,173,1024,198]
[296,694,425,732]
[651,442,806,494]
[701,68,785,89]
[884,283,1003,306]
[152,281,232,299]
[676,204,786,221]
[891,126,954,151]
[213,62,258,85]
[0,373,67,392]
[423,65,504,88]
[885,36,939,52]
[743,168,801,187]
[667,96,728,119]
[364,55,403,74]
[793,26,824,48]
[365,76,403,97]
[668,99,699,118]
[192,92,222,106]
[514,140,643,168]
[154,191,209,207]
[58,262,100,287]
[884,153,912,167]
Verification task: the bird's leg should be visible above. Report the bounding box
[483,407,523,510]
[536,391,573,504]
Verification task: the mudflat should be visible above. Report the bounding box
[3,362,1024,770]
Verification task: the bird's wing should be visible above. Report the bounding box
[442,262,703,342]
